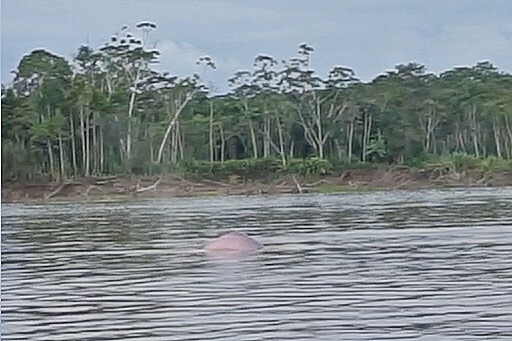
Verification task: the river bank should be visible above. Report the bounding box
[3,166,512,203]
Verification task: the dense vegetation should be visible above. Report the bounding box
[2,23,512,181]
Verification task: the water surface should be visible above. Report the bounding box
[2,188,512,340]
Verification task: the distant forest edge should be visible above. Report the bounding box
[2,22,512,182]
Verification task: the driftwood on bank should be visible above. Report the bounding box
[304,179,329,187]
[292,175,303,194]
[44,182,80,200]
[85,185,107,197]
[135,177,162,194]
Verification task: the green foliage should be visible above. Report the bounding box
[450,152,481,171]
[409,152,512,173]
[407,152,432,168]
[180,158,282,178]
[286,158,333,175]
[366,133,387,162]
[176,157,339,178]
[1,141,41,181]
[2,31,512,181]
[330,159,387,173]
[477,157,512,172]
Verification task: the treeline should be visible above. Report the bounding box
[2,22,512,181]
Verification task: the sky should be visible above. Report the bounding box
[2,0,512,93]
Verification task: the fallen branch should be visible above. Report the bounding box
[136,177,162,194]
[476,174,488,185]
[339,171,348,181]
[292,175,303,194]
[304,179,328,187]
[85,185,107,197]
[44,182,74,200]
[394,179,412,189]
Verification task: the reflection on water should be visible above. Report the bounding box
[2,187,512,340]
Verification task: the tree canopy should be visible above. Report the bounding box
[2,23,512,181]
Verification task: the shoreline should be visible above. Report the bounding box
[2,167,512,203]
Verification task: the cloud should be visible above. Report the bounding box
[2,0,512,90]
[158,40,204,76]
[426,23,512,72]
[156,40,244,92]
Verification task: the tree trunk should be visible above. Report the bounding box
[263,100,271,159]
[426,112,432,153]
[505,115,512,158]
[79,104,87,174]
[219,123,225,163]
[119,138,126,162]
[58,132,65,180]
[318,139,324,159]
[99,124,105,173]
[334,138,343,160]
[178,121,184,161]
[472,128,479,157]
[275,112,286,167]
[169,120,183,164]
[263,117,270,158]
[248,119,258,159]
[43,105,56,180]
[92,112,97,175]
[348,121,354,164]
[149,125,154,164]
[368,113,373,159]
[85,105,91,176]
[493,119,502,158]
[69,113,78,176]
[244,99,258,159]
[170,124,177,164]
[127,91,135,160]
[470,105,480,158]
[209,100,214,163]
[297,107,318,156]
[156,92,194,164]
[46,139,55,180]
[315,95,324,159]
[361,112,368,162]
[126,67,141,160]
[457,129,466,153]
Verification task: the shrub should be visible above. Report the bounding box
[286,157,333,175]
[178,158,283,178]
[408,152,512,173]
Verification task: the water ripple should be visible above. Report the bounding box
[2,187,512,340]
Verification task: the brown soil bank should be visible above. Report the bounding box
[2,167,512,203]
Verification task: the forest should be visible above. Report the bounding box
[2,22,512,182]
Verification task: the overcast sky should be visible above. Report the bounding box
[2,0,512,93]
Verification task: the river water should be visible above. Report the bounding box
[2,188,512,340]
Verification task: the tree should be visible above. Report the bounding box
[228,69,260,159]
[196,56,217,165]
[12,49,72,180]
[98,23,160,164]
[3,33,512,181]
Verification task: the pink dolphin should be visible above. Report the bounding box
[204,231,262,256]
